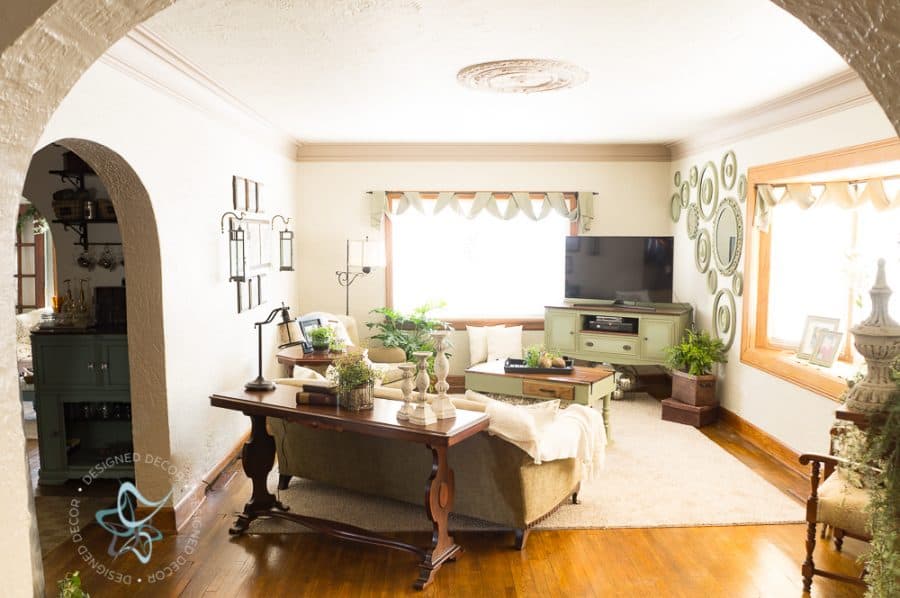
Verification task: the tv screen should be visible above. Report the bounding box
[565,236,674,303]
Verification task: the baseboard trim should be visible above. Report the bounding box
[138,430,249,534]
[718,407,805,478]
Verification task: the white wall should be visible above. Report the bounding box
[670,100,897,454]
[295,160,671,374]
[36,58,300,503]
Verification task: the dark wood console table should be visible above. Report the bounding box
[209,385,490,590]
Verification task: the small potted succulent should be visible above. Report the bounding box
[309,326,334,352]
[664,328,727,406]
[328,349,379,411]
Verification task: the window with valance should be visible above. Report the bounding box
[369,191,596,320]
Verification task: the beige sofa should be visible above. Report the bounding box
[270,314,582,548]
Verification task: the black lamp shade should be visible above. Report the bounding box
[229,226,246,282]
[279,229,294,272]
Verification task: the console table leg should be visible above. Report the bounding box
[229,414,288,535]
[415,444,461,590]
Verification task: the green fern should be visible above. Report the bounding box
[664,328,727,376]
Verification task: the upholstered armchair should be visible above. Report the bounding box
[799,451,874,592]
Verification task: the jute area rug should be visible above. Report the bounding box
[250,394,802,534]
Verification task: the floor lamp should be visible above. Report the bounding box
[335,236,383,316]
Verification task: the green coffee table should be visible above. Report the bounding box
[464,360,616,441]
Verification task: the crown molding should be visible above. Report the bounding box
[669,69,876,160]
[295,142,671,162]
[99,25,299,160]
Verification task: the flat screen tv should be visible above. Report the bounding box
[564,236,674,304]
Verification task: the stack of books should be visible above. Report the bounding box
[296,379,338,406]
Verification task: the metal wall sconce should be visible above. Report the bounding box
[220,211,246,282]
[335,235,384,315]
[271,214,294,272]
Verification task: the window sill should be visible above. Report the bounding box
[444,318,544,331]
[740,347,855,403]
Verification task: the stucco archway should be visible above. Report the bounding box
[1,0,899,594]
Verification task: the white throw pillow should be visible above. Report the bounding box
[292,365,328,381]
[467,324,504,366]
[486,325,523,362]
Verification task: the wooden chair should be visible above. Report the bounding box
[799,451,873,593]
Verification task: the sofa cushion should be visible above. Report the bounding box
[467,324,504,366]
[486,325,523,362]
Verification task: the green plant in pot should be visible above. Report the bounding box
[664,328,727,407]
[309,326,334,352]
[57,571,89,598]
[328,349,379,411]
[366,301,450,361]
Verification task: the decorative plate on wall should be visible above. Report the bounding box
[689,165,699,188]
[699,161,719,221]
[706,269,718,294]
[713,288,737,350]
[695,228,711,273]
[721,150,738,190]
[737,174,747,202]
[674,171,682,187]
[732,272,744,296]
[686,204,700,240]
[671,193,682,222]
[712,197,744,277]
[680,181,690,208]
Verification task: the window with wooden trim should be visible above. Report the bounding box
[14,204,47,314]
[742,139,900,400]
[386,192,577,321]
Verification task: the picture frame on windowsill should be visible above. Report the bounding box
[809,330,844,368]
[797,316,840,360]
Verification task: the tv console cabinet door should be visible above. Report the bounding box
[545,310,578,352]
[641,318,675,362]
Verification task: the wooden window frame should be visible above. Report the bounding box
[383,192,578,331]
[741,138,900,401]
[15,205,46,314]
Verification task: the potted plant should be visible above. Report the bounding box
[57,571,89,598]
[664,328,727,406]
[366,301,450,361]
[309,326,334,352]
[328,349,379,411]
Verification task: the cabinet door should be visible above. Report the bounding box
[545,310,578,352]
[641,318,675,361]
[33,338,99,389]
[100,339,130,390]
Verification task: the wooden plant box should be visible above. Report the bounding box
[661,398,718,428]
[671,371,717,406]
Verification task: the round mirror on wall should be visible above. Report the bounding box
[713,197,743,276]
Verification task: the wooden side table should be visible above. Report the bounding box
[276,346,343,375]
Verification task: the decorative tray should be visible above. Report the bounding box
[503,358,574,374]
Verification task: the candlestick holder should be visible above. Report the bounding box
[430,330,456,419]
[409,351,436,426]
[397,362,416,421]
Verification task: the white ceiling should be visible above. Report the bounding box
[144,0,850,144]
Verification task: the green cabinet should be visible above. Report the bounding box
[544,305,692,366]
[31,332,133,485]
[641,318,676,362]
[545,310,578,352]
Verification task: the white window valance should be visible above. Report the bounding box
[755,177,900,231]
[368,190,596,231]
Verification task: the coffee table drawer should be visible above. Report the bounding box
[522,379,575,401]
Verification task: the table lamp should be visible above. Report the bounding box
[246,303,294,391]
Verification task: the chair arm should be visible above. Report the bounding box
[800,452,882,476]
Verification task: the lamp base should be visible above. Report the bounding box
[245,377,276,392]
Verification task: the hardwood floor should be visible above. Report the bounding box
[38,421,866,597]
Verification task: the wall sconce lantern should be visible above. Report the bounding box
[271,214,294,272]
[220,211,246,282]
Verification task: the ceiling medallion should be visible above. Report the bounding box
[457,59,588,94]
